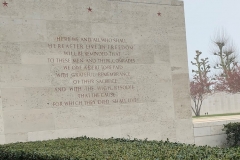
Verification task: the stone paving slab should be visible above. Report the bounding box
[193,115,240,123]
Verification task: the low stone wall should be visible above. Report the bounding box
[1,115,240,147]
[193,115,240,147]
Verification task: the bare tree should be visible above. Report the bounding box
[190,51,212,116]
[212,30,239,92]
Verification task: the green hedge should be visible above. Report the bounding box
[223,122,240,147]
[0,136,240,160]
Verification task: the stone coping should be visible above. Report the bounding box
[193,115,240,127]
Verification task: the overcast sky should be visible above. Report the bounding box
[183,0,240,78]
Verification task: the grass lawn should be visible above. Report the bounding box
[193,112,240,118]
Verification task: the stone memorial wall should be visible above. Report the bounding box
[192,92,240,116]
[0,0,194,144]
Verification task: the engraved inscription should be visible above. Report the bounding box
[48,36,139,106]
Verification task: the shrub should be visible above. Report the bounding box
[223,122,240,147]
[0,136,240,160]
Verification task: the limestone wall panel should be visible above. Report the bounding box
[0,90,4,135]
[54,106,99,129]
[120,121,165,140]
[28,128,80,142]
[46,20,91,41]
[3,109,55,134]
[0,135,5,144]
[154,45,170,63]
[0,43,21,64]
[0,65,51,87]
[168,27,189,74]
[135,63,172,84]
[159,120,177,141]
[5,133,28,144]
[176,119,194,144]
[138,102,175,122]
[1,87,26,111]
[0,0,193,144]
[20,42,50,56]
[0,18,47,42]
[137,82,173,103]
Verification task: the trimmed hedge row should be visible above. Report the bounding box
[0,136,240,160]
[224,122,240,147]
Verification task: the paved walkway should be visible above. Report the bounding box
[193,115,240,123]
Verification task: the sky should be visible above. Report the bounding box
[183,0,240,78]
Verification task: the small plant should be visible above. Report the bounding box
[223,122,240,147]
